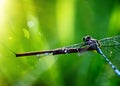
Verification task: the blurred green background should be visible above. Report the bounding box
[0,0,120,86]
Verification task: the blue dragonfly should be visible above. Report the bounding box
[16,35,120,76]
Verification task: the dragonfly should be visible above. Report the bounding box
[16,35,120,76]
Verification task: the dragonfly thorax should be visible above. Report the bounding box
[83,36,100,51]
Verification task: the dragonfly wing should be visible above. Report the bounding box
[64,42,85,49]
[99,35,120,71]
[99,35,120,47]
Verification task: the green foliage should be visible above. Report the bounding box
[0,0,120,86]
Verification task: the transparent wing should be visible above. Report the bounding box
[99,35,120,71]
[63,42,85,49]
[99,35,120,47]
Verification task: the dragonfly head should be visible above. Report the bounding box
[83,36,101,49]
[83,36,92,42]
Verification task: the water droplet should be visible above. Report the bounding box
[44,53,50,56]
[36,54,40,57]
[64,49,67,53]
[62,48,68,54]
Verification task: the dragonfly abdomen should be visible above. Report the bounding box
[53,48,89,55]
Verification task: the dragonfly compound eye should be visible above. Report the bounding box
[85,36,92,41]
[82,36,92,42]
